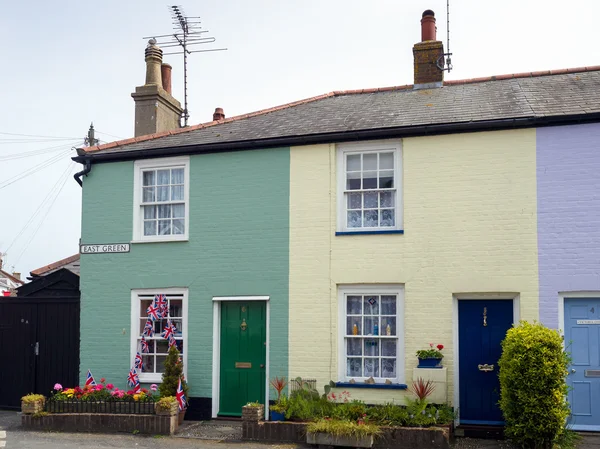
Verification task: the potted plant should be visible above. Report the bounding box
[21,394,45,414]
[159,346,189,424]
[242,401,265,421]
[155,396,178,415]
[269,376,288,421]
[416,343,444,368]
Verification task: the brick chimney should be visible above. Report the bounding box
[413,10,445,89]
[131,39,183,137]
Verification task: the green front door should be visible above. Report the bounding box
[219,301,266,416]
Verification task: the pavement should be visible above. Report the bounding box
[2,409,600,448]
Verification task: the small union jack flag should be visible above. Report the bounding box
[154,294,169,317]
[140,336,150,353]
[168,334,177,349]
[143,319,154,337]
[127,368,140,389]
[161,319,176,340]
[85,369,96,386]
[176,377,187,411]
[134,352,143,371]
[147,303,162,321]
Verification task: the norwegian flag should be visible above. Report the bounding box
[176,377,187,411]
[161,319,176,340]
[85,369,97,386]
[134,352,143,371]
[154,294,169,317]
[127,368,140,392]
[168,334,177,349]
[140,336,150,353]
[146,303,162,321]
[143,319,154,337]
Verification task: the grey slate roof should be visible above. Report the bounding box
[86,69,600,156]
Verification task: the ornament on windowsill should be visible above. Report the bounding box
[349,379,356,384]
[385,379,393,385]
[364,376,375,384]
[352,324,359,335]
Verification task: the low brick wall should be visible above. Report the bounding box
[22,413,178,435]
[242,420,451,449]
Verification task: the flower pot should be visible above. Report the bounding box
[155,402,179,416]
[242,404,265,422]
[417,357,443,368]
[21,400,44,415]
[307,432,374,448]
[178,409,186,425]
[270,410,285,421]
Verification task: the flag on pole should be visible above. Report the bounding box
[176,377,187,411]
[127,368,140,392]
[85,369,97,386]
[140,336,150,353]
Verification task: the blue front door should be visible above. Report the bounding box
[565,298,600,431]
[458,300,513,425]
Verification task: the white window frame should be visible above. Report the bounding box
[337,285,405,384]
[132,156,190,243]
[336,140,403,233]
[130,287,188,383]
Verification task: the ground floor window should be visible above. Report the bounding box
[130,288,188,383]
[339,285,404,384]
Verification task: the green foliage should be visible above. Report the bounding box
[270,395,288,413]
[159,347,189,402]
[155,396,177,411]
[498,321,571,449]
[245,401,262,407]
[285,385,332,421]
[329,401,368,421]
[307,419,381,437]
[415,343,444,359]
[32,411,49,418]
[21,394,45,404]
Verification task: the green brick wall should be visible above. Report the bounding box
[79,148,290,398]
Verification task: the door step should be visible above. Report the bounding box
[455,424,504,439]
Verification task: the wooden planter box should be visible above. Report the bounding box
[21,400,44,415]
[307,432,374,448]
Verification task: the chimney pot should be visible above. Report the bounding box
[144,40,163,86]
[213,107,225,121]
[421,10,437,41]
[161,64,172,94]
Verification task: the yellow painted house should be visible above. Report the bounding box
[75,9,600,425]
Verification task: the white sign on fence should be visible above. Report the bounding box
[80,244,130,254]
[577,320,600,325]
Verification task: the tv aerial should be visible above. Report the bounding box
[144,6,227,126]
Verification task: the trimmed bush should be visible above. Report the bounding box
[498,321,571,449]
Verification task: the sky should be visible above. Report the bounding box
[0,0,598,279]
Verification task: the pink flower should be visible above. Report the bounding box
[106,383,114,390]
[117,391,125,398]
[95,384,104,391]
[150,384,158,391]
[53,383,63,391]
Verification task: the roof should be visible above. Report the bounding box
[30,254,80,277]
[81,66,600,159]
[0,269,24,286]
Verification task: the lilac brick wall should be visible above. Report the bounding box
[537,123,600,328]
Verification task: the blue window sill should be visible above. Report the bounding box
[335,382,407,390]
[335,230,404,236]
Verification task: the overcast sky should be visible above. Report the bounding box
[1,0,598,278]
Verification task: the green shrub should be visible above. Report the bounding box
[307,419,381,437]
[330,400,368,421]
[285,388,332,421]
[498,321,571,449]
[159,346,189,401]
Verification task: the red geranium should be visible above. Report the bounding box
[437,344,444,350]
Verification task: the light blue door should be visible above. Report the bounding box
[565,298,600,431]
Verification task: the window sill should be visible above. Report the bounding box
[131,237,189,244]
[335,382,407,390]
[335,230,404,236]
[138,375,163,384]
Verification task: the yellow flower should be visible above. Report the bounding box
[133,394,141,401]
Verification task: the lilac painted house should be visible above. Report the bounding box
[537,123,600,430]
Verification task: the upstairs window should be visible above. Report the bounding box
[133,157,189,242]
[336,141,402,233]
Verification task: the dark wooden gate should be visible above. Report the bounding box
[0,268,80,408]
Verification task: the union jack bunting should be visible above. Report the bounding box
[168,334,177,349]
[140,336,150,353]
[134,352,143,370]
[161,319,176,340]
[147,303,162,321]
[154,294,169,317]
[85,369,96,386]
[127,368,140,389]
[143,319,154,337]
[176,377,187,411]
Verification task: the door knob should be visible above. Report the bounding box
[260,364,265,368]
[571,368,576,373]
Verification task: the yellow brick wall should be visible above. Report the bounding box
[288,129,538,404]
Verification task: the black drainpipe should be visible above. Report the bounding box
[74,157,92,187]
